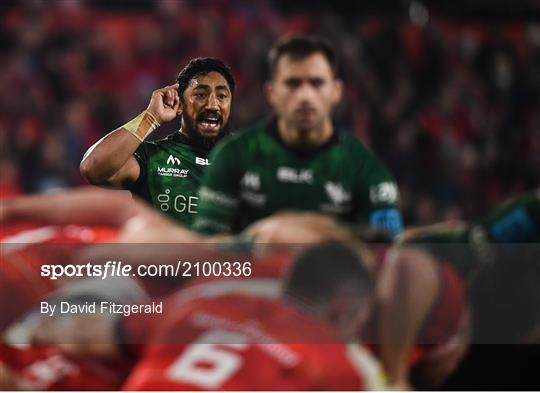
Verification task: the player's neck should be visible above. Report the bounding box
[285,294,355,341]
[285,294,322,320]
[277,117,333,150]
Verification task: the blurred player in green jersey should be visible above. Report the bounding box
[80,58,235,228]
[402,188,540,279]
[193,35,403,237]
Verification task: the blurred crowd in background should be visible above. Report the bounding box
[1,0,539,226]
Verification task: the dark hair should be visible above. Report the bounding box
[267,35,338,78]
[283,242,372,306]
[175,57,235,98]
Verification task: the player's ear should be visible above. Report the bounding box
[331,78,344,105]
[264,81,275,106]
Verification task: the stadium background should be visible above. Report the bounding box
[1,1,540,390]
[1,0,539,224]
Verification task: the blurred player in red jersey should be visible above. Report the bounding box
[0,188,186,390]
[244,212,469,390]
[29,242,386,390]
[0,187,227,308]
[122,242,385,390]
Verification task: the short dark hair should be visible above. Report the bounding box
[283,242,372,307]
[175,57,235,98]
[267,35,338,78]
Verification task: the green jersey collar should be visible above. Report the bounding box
[265,117,341,158]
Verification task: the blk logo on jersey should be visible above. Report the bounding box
[195,157,211,166]
[276,167,313,184]
[166,155,181,166]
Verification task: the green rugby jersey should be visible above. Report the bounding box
[405,189,540,279]
[129,132,211,228]
[193,119,402,236]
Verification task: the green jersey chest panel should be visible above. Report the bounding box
[228,126,397,231]
[237,131,359,222]
[132,133,211,228]
[195,123,400,234]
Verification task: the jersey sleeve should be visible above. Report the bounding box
[127,142,151,196]
[476,188,540,242]
[356,151,403,237]
[192,137,243,235]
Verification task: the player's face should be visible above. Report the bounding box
[266,53,342,133]
[180,71,232,146]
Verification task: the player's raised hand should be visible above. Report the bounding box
[147,83,180,124]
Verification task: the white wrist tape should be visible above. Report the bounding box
[122,110,161,142]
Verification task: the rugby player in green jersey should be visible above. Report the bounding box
[402,188,540,279]
[193,35,403,237]
[80,58,235,228]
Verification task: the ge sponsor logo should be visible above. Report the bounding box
[158,189,171,211]
[369,182,399,204]
[157,189,198,214]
